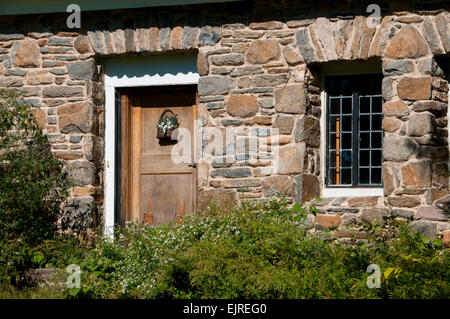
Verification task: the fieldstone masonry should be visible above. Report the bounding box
[0,1,449,242]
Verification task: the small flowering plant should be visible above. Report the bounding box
[157,110,178,139]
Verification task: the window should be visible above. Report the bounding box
[325,74,383,187]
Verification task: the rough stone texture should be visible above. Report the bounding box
[198,76,231,96]
[58,102,93,133]
[67,60,95,80]
[294,116,320,147]
[383,101,409,117]
[275,144,304,175]
[0,5,449,237]
[11,39,41,67]
[247,39,280,64]
[410,220,436,239]
[384,25,429,58]
[361,208,389,224]
[296,174,320,203]
[275,84,306,114]
[397,77,432,101]
[61,196,96,232]
[383,135,418,162]
[406,112,435,136]
[66,161,96,186]
[262,175,293,197]
[401,160,431,188]
[415,206,447,221]
[273,115,294,134]
[314,215,342,228]
[226,95,258,118]
[197,188,236,210]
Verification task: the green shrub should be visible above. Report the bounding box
[0,89,72,245]
[72,198,449,299]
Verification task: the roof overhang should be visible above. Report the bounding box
[0,0,243,16]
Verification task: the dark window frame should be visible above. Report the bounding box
[325,74,384,188]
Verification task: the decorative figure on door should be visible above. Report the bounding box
[157,109,179,140]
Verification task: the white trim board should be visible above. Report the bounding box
[103,55,199,237]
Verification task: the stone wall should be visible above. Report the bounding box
[0,1,448,241]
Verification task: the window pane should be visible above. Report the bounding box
[330,116,340,132]
[341,151,352,167]
[341,116,352,132]
[372,132,382,148]
[372,150,382,166]
[330,133,339,149]
[372,96,382,113]
[371,168,381,184]
[359,168,370,184]
[342,98,352,114]
[341,169,352,185]
[360,150,370,166]
[330,151,340,167]
[342,133,352,149]
[360,132,370,149]
[360,97,370,113]
[360,115,370,131]
[372,114,382,130]
[341,79,352,95]
[330,98,340,114]
[329,168,339,184]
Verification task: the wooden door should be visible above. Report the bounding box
[118,85,197,226]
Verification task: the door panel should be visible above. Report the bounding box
[119,85,197,226]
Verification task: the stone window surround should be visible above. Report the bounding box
[318,63,384,197]
[103,55,199,237]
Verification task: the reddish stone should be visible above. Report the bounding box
[12,39,41,68]
[247,39,280,64]
[227,95,258,118]
[402,160,431,188]
[385,25,429,58]
[383,101,409,117]
[415,206,447,221]
[397,77,431,101]
[314,215,342,228]
[347,196,379,207]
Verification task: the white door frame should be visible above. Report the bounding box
[103,55,199,237]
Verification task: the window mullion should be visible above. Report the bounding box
[352,91,359,187]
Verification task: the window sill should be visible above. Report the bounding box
[322,188,384,198]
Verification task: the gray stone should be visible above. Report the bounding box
[206,102,225,110]
[87,31,106,54]
[0,78,23,87]
[181,26,198,49]
[49,68,67,75]
[382,59,414,76]
[66,161,96,186]
[392,209,414,218]
[43,86,83,98]
[275,84,307,114]
[0,34,25,40]
[211,156,234,168]
[332,197,347,206]
[406,112,435,136]
[159,28,170,50]
[84,136,103,162]
[198,76,231,96]
[273,115,294,134]
[199,96,225,103]
[67,60,95,80]
[411,101,447,115]
[382,77,394,101]
[61,196,96,231]
[311,197,333,206]
[296,29,318,63]
[222,119,243,126]
[383,135,418,162]
[3,68,27,76]
[410,220,436,239]
[230,66,263,77]
[294,116,320,147]
[253,75,286,87]
[415,206,447,221]
[211,54,244,66]
[69,136,82,143]
[210,167,252,178]
[417,57,439,75]
[258,99,274,109]
[327,207,360,214]
[361,208,389,224]
[198,26,221,46]
[435,13,450,52]
[47,37,73,46]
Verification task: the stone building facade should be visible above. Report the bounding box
[0,0,449,242]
